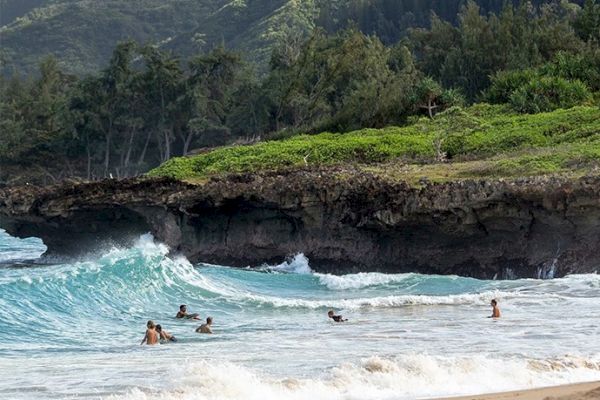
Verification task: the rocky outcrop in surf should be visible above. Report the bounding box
[1,168,599,278]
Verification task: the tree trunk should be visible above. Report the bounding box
[163,130,171,162]
[86,138,92,181]
[135,130,153,175]
[122,128,136,177]
[428,98,434,119]
[183,131,195,156]
[103,119,113,178]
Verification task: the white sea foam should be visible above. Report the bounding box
[316,271,416,290]
[267,253,314,274]
[0,228,46,262]
[108,354,600,400]
[230,289,535,309]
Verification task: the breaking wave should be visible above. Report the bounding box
[109,354,600,400]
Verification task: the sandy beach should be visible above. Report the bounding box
[438,381,600,400]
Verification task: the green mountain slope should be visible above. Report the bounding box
[2,0,573,76]
[0,0,225,74]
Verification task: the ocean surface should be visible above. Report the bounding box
[1,228,599,400]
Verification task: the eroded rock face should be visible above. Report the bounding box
[1,169,599,278]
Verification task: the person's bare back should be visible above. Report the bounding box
[141,320,160,345]
[490,299,501,318]
[196,317,213,334]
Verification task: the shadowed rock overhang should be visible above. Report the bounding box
[1,170,599,279]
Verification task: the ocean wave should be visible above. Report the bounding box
[227,289,537,309]
[262,253,314,275]
[107,354,600,400]
[0,229,46,263]
[1,235,597,329]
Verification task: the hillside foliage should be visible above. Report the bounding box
[148,105,600,182]
[0,0,599,184]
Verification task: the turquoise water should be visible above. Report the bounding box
[1,229,599,400]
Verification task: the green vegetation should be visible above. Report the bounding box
[149,105,600,182]
[1,0,576,76]
[1,0,599,184]
[486,50,600,112]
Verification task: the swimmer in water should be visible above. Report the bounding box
[489,299,501,318]
[196,317,213,334]
[328,310,347,322]
[140,320,159,345]
[156,324,177,343]
[176,304,200,320]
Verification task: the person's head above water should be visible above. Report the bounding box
[491,299,498,306]
[179,305,187,312]
[328,310,334,317]
[206,317,213,324]
[147,320,156,329]
[156,324,162,332]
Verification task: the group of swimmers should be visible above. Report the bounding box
[141,304,213,345]
[141,299,501,345]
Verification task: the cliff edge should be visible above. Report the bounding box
[1,168,599,278]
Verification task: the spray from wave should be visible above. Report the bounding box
[0,228,46,263]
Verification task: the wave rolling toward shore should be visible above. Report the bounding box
[0,231,599,399]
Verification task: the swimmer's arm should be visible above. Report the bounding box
[140,332,148,345]
[195,326,201,333]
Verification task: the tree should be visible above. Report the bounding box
[139,45,184,163]
[574,0,600,41]
[184,47,241,154]
[409,0,586,100]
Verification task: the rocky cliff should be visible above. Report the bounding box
[1,168,599,278]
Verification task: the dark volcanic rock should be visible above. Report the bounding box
[1,169,599,279]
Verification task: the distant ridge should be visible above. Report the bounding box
[0,0,577,76]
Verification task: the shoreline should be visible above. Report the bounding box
[436,381,600,400]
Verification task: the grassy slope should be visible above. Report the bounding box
[149,105,600,184]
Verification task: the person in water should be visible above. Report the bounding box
[489,299,501,318]
[156,324,177,343]
[176,304,200,320]
[196,317,213,334]
[140,320,159,345]
[328,310,347,322]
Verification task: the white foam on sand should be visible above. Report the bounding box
[109,354,600,400]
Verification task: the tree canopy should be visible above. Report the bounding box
[1,0,598,184]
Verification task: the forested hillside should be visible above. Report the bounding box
[0,0,599,184]
[1,0,584,75]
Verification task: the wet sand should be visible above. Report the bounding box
[437,381,600,400]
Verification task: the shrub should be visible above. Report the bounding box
[508,77,591,113]
[540,50,600,92]
[148,105,600,180]
[486,69,540,104]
